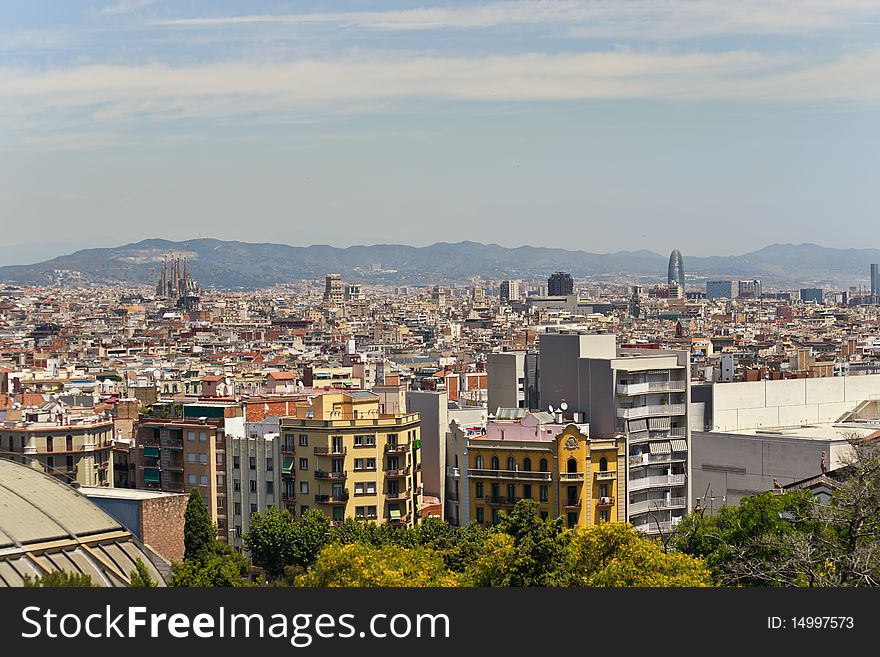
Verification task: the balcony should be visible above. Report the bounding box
[595,470,617,481]
[629,474,687,491]
[468,469,552,481]
[161,456,184,469]
[446,466,461,478]
[384,490,411,501]
[314,445,347,456]
[160,436,183,449]
[486,496,518,506]
[384,467,410,478]
[314,493,349,505]
[629,453,687,467]
[562,498,580,509]
[628,497,687,515]
[314,470,347,480]
[559,472,585,482]
[387,515,410,527]
[281,444,296,454]
[633,520,680,535]
[616,381,686,396]
[596,496,614,507]
[384,443,409,455]
[617,404,686,420]
[282,491,296,501]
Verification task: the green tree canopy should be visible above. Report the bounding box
[184,488,216,562]
[296,542,461,587]
[23,571,96,587]
[129,558,157,587]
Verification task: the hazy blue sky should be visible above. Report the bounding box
[2,1,880,264]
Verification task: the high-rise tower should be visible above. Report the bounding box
[667,250,685,290]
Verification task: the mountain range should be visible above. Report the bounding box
[0,239,876,289]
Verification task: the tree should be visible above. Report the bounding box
[491,499,569,586]
[244,508,331,580]
[23,571,96,587]
[170,545,251,587]
[129,558,157,587]
[184,488,216,562]
[556,522,712,587]
[297,542,460,587]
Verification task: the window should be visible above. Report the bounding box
[300,505,309,516]
[235,526,242,538]
[216,452,223,465]
[283,435,295,451]
[567,486,577,505]
[539,458,548,472]
[507,457,515,471]
[200,475,208,486]
[249,456,256,470]
[540,485,548,502]
[388,480,399,495]
[300,481,309,494]
[476,507,485,524]
[367,505,377,518]
[66,455,74,470]
[200,453,208,465]
[266,481,274,495]
[567,512,577,528]
[356,506,366,519]
[217,474,224,486]
[217,518,225,530]
[233,455,240,469]
[491,456,499,470]
[599,457,608,472]
[217,497,224,508]
[523,484,532,499]
[249,480,257,493]
[507,483,516,501]
[523,457,532,471]
[299,434,309,447]
[355,435,376,446]
[299,458,308,471]
[187,453,196,464]
[66,435,73,451]
[475,455,484,469]
[475,482,484,498]
[599,509,610,523]
[188,474,197,485]
[354,481,376,495]
[250,503,258,514]
[491,510,500,525]
[199,432,207,442]
[187,431,195,442]
[233,479,240,492]
[266,458,273,471]
[567,457,577,473]
[234,502,242,516]
[355,458,376,471]
[20,436,25,450]
[599,483,608,498]
[46,436,54,453]
[540,511,549,520]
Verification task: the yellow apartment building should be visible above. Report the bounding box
[445,410,625,528]
[279,391,421,526]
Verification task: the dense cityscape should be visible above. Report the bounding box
[2,247,880,587]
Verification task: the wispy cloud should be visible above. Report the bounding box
[95,0,157,18]
[153,1,880,37]
[2,48,879,138]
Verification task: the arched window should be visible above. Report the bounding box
[599,457,608,472]
[523,457,532,471]
[46,436,54,453]
[567,457,578,473]
[507,457,516,471]
[475,455,484,469]
[491,456,500,470]
[66,435,73,451]
[539,458,548,472]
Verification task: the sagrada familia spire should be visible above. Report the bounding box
[156,254,198,302]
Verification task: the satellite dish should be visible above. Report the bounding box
[560,401,569,411]
[548,405,554,414]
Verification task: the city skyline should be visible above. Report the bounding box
[2,1,880,259]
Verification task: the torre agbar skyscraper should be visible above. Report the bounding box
[668,250,685,289]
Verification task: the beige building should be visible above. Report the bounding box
[2,411,114,487]
[279,391,421,526]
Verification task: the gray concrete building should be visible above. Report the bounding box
[225,430,283,549]
[406,390,448,501]
[537,332,691,536]
[487,351,526,413]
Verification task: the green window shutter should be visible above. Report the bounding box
[282,457,295,474]
[143,447,160,458]
[143,468,161,483]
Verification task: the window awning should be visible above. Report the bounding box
[648,417,671,430]
[670,439,688,453]
[389,508,401,520]
[143,447,160,459]
[649,441,671,454]
[282,457,295,474]
[412,439,421,449]
[628,419,648,433]
[143,468,160,483]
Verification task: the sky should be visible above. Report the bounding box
[1,0,880,265]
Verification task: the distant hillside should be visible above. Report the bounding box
[0,239,876,289]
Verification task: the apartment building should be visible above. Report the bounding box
[538,332,691,537]
[225,431,283,548]
[133,407,237,540]
[1,412,114,487]
[445,409,626,528]
[278,391,421,526]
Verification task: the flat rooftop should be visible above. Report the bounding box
[79,486,186,500]
[725,422,875,442]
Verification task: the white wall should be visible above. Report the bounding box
[711,374,880,431]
